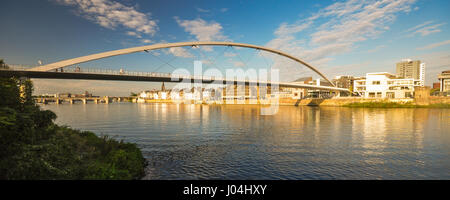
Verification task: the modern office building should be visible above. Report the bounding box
[438,70,450,93]
[396,59,425,86]
[333,75,355,89]
[354,72,415,99]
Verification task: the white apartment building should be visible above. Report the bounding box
[354,72,415,99]
[419,62,426,87]
[138,90,168,100]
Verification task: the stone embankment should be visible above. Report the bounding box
[133,97,450,107]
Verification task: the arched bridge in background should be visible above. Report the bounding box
[1,41,349,92]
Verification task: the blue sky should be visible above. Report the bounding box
[1,0,449,96]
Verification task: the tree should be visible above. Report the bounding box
[0,59,9,69]
[430,88,440,95]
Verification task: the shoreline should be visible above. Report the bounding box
[39,99,450,109]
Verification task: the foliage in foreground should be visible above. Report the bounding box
[343,101,450,108]
[0,76,146,179]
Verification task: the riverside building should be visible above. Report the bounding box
[396,59,425,86]
[438,70,450,93]
[354,72,415,99]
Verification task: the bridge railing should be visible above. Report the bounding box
[1,65,328,88]
[50,66,237,82]
[0,64,37,71]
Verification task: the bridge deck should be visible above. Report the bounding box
[0,69,349,92]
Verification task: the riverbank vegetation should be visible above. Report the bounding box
[0,73,146,179]
[343,101,450,108]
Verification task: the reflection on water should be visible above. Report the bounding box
[41,103,450,179]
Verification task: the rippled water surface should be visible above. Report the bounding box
[41,103,450,179]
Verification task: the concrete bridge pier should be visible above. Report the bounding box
[94,99,99,104]
[69,99,74,104]
[82,98,87,104]
[104,96,110,104]
[56,98,61,104]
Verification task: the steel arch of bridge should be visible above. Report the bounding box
[29,41,335,86]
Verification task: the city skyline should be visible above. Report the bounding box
[1,0,450,96]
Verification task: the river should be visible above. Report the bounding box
[41,103,450,179]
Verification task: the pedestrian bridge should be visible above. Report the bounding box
[0,41,350,92]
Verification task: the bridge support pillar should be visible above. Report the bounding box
[70,99,74,104]
[94,99,98,104]
[105,96,110,104]
[56,98,61,104]
[82,98,87,104]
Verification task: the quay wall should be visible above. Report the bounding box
[137,97,450,106]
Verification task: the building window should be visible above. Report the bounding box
[405,92,413,98]
[369,92,375,98]
[376,92,382,98]
[372,81,381,85]
[386,92,395,98]
[401,86,410,90]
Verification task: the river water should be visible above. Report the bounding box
[41,103,450,179]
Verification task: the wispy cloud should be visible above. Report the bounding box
[417,40,450,50]
[196,7,210,13]
[274,21,312,37]
[404,20,434,32]
[54,0,158,37]
[266,0,417,80]
[405,21,446,37]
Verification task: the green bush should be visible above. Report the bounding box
[0,77,146,179]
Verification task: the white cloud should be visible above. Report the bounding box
[141,39,152,44]
[416,40,450,50]
[175,17,226,41]
[220,8,228,13]
[310,0,415,45]
[166,47,194,58]
[126,31,142,38]
[54,0,158,37]
[175,17,228,51]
